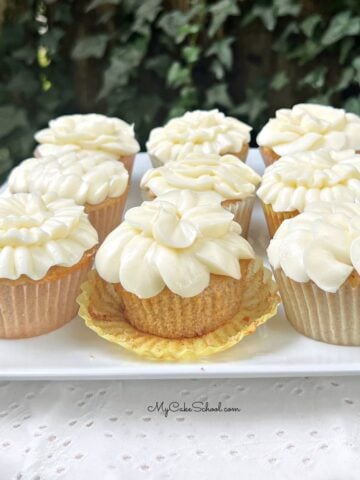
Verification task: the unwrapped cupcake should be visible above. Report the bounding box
[141,153,261,237]
[257,103,360,166]
[0,193,98,338]
[8,150,129,243]
[147,109,251,166]
[94,190,255,339]
[268,202,360,345]
[34,113,140,174]
[257,149,360,237]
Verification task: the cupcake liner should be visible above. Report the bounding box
[0,248,95,339]
[262,202,298,238]
[259,147,280,167]
[77,259,280,361]
[274,269,360,346]
[149,144,249,168]
[119,154,135,177]
[222,196,255,238]
[85,187,129,243]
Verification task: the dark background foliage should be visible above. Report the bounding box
[0,0,359,179]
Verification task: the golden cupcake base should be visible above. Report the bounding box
[259,147,280,167]
[262,202,298,238]
[77,260,280,361]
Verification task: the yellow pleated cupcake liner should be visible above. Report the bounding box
[77,260,280,361]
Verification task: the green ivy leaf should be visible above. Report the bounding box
[270,72,289,90]
[182,46,200,64]
[300,66,327,90]
[210,60,225,80]
[167,62,190,88]
[335,66,355,91]
[354,57,360,84]
[344,95,360,115]
[86,0,121,12]
[339,38,354,64]
[300,14,322,37]
[71,34,109,60]
[40,27,65,56]
[157,11,189,40]
[322,11,360,46]
[208,0,239,38]
[251,5,276,31]
[0,106,27,139]
[205,83,231,109]
[133,0,162,35]
[206,38,234,70]
[274,0,301,17]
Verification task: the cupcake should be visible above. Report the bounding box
[257,103,360,166]
[146,109,251,167]
[8,150,129,243]
[257,149,360,237]
[0,193,98,338]
[268,202,360,345]
[94,190,255,339]
[140,153,261,237]
[34,113,140,175]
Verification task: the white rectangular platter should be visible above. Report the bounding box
[1,150,360,380]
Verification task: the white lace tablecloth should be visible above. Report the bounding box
[1,377,360,479]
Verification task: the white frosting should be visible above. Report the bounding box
[95,190,254,298]
[146,109,251,164]
[141,153,261,200]
[9,151,129,206]
[268,202,360,293]
[35,114,140,156]
[257,150,360,212]
[257,103,360,155]
[0,193,98,280]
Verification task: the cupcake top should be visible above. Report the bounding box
[257,103,360,156]
[0,193,98,280]
[257,150,360,212]
[95,190,254,298]
[141,153,261,201]
[9,151,129,206]
[146,109,251,164]
[35,113,140,157]
[268,202,360,293]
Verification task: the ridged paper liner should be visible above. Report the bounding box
[274,269,360,345]
[262,203,298,238]
[259,147,280,167]
[85,187,129,243]
[119,154,135,177]
[222,197,255,238]
[0,249,95,339]
[149,144,250,168]
[77,259,280,361]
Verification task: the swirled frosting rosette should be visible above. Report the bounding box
[146,109,251,166]
[257,104,360,165]
[9,151,130,243]
[35,113,140,157]
[267,202,360,345]
[95,190,254,299]
[257,149,360,236]
[0,193,98,339]
[141,153,261,236]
